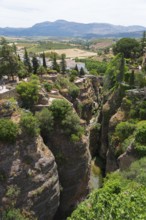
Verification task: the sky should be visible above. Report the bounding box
[0,0,146,27]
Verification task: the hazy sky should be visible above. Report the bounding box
[0,0,146,27]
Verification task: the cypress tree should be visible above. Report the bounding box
[80,67,85,76]
[24,48,32,73]
[52,54,60,72]
[42,52,47,68]
[74,64,79,73]
[32,55,39,74]
[141,31,146,54]
[129,70,135,88]
[60,53,66,74]
[117,54,124,83]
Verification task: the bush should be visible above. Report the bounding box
[36,108,54,135]
[69,85,80,99]
[123,157,146,186]
[61,113,84,138]
[20,113,40,137]
[115,121,135,141]
[50,99,72,121]
[16,77,39,109]
[68,173,146,220]
[49,99,84,141]
[43,82,52,92]
[2,209,29,220]
[135,122,146,144]
[71,134,80,142]
[0,119,18,143]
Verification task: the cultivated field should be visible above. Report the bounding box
[45,48,97,58]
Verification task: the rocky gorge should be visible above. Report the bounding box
[0,72,145,220]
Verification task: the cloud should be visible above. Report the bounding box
[0,0,146,27]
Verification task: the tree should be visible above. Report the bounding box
[52,53,60,72]
[79,67,85,76]
[68,172,146,220]
[116,54,125,83]
[50,99,72,121]
[141,31,146,54]
[60,53,66,74]
[17,62,28,79]
[104,54,127,89]
[36,108,54,140]
[12,43,17,55]
[16,76,40,109]
[24,48,32,73]
[32,55,39,74]
[42,52,47,68]
[0,119,18,143]
[113,38,140,58]
[20,112,40,137]
[129,70,135,88]
[37,66,47,76]
[0,39,20,80]
[74,64,79,73]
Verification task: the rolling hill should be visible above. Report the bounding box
[0,20,146,38]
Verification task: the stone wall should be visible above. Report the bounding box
[0,88,17,99]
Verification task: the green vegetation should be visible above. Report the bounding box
[27,41,76,53]
[60,53,67,74]
[113,38,141,58]
[68,164,146,220]
[0,37,28,79]
[36,108,54,136]
[68,85,80,99]
[43,82,52,92]
[24,48,32,73]
[20,112,40,137]
[50,99,84,141]
[55,75,80,99]
[114,121,135,142]
[104,53,127,90]
[16,75,40,109]
[76,58,107,75]
[50,99,72,121]
[0,119,18,143]
[2,208,29,220]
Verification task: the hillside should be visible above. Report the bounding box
[0,20,146,38]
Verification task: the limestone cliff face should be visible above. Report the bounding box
[47,130,91,218]
[106,88,145,172]
[0,136,60,220]
[101,85,127,159]
[74,76,100,123]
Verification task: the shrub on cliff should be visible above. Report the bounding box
[68,85,80,99]
[43,82,52,92]
[134,121,146,156]
[16,75,40,109]
[0,119,18,143]
[68,173,146,220]
[2,208,29,220]
[50,99,84,141]
[20,113,40,137]
[135,122,146,144]
[115,121,136,142]
[61,113,84,139]
[50,99,72,121]
[36,108,54,136]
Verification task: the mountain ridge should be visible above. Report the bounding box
[0,20,146,38]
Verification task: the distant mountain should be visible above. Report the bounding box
[0,20,146,38]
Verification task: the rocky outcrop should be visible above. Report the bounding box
[47,130,91,219]
[0,136,60,220]
[105,88,145,172]
[101,85,128,160]
[118,143,138,170]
